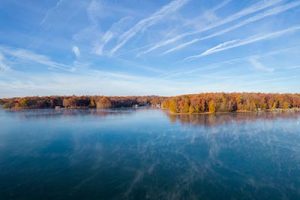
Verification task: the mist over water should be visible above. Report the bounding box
[0,108,300,200]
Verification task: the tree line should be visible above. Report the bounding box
[161,93,300,114]
[0,96,164,109]
[1,93,300,114]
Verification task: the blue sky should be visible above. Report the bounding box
[0,0,300,97]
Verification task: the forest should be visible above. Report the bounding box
[161,93,300,114]
[0,96,164,109]
[1,93,300,114]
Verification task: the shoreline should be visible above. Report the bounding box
[1,93,300,114]
[3,106,300,116]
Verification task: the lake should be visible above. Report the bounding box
[0,108,300,200]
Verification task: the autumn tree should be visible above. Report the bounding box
[18,98,30,108]
[189,105,195,114]
[181,97,190,113]
[208,100,216,113]
[96,97,112,109]
[89,97,96,108]
[283,101,291,109]
[63,98,76,108]
[169,99,178,113]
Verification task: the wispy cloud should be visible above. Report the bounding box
[249,57,274,72]
[163,0,300,54]
[0,53,10,71]
[40,0,64,25]
[72,46,80,58]
[185,26,300,60]
[161,45,300,80]
[86,0,103,25]
[210,0,232,13]
[199,40,239,57]
[0,46,71,71]
[2,0,300,96]
[94,31,113,55]
[163,39,200,55]
[139,0,232,56]
[94,17,132,56]
[140,0,283,55]
[188,0,232,27]
[109,0,190,55]
[73,0,105,50]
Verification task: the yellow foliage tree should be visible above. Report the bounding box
[208,100,216,113]
[189,105,195,114]
[283,102,290,109]
[169,99,178,113]
[182,101,190,113]
[19,98,29,108]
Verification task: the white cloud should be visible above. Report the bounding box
[110,0,190,55]
[163,0,300,54]
[185,26,300,59]
[249,57,274,72]
[138,0,233,56]
[94,17,132,56]
[72,46,81,58]
[0,53,10,71]
[87,0,104,25]
[94,31,113,55]
[0,46,71,71]
[163,39,200,55]
[72,0,104,50]
[200,40,240,57]
[74,2,134,56]
[211,0,232,12]
[140,0,283,55]
[191,0,232,27]
[162,45,300,79]
[41,0,64,25]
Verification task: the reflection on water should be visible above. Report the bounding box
[0,109,300,200]
[3,108,137,119]
[167,111,300,127]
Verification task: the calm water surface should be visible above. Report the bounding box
[0,108,300,200]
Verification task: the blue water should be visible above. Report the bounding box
[0,108,300,200]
